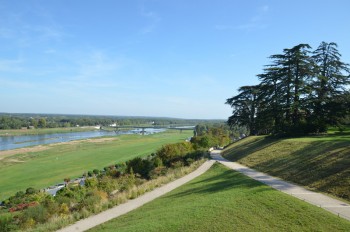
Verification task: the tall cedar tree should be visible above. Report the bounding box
[227,42,350,135]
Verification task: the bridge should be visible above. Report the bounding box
[100,125,195,135]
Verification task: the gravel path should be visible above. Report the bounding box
[57,160,215,232]
[58,150,349,232]
[211,150,350,221]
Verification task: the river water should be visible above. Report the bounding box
[0,128,165,151]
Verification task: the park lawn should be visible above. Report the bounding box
[89,163,350,232]
[222,131,350,202]
[0,127,97,136]
[0,130,192,200]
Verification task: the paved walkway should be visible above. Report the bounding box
[211,150,350,221]
[57,160,215,232]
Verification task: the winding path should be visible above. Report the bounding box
[57,160,215,232]
[57,150,350,232]
[211,150,350,221]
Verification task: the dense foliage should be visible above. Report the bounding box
[226,42,350,135]
[191,124,233,148]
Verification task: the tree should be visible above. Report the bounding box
[38,118,47,128]
[309,42,350,132]
[226,85,260,135]
[227,42,349,135]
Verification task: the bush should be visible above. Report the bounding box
[149,167,167,179]
[157,142,194,166]
[126,157,154,179]
[97,176,118,194]
[0,214,16,232]
[22,204,49,224]
[25,187,37,195]
[93,169,100,175]
[85,177,98,189]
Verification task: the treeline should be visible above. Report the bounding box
[226,42,350,135]
[0,113,223,130]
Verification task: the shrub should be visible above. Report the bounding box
[22,204,49,224]
[149,166,167,179]
[170,160,184,168]
[97,176,118,194]
[59,203,70,216]
[93,169,100,175]
[0,214,16,232]
[87,171,93,177]
[126,157,154,179]
[157,142,194,166]
[25,187,37,195]
[85,177,98,189]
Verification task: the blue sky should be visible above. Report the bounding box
[1,0,349,119]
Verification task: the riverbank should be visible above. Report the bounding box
[0,130,193,200]
[0,137,117,160]
[0,127,98,137]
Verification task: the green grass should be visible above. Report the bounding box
[0,130,192,200]
[222,131,350,201]
[0,127,97,136]
[89,163,350,232]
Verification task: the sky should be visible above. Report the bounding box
[0,0,350,119]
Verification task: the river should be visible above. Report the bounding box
[0,128,165,151]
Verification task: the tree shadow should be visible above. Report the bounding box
[244,140,350,201]
[222,137,280,161]
[164,166,272,199]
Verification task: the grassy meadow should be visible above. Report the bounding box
[89,163,350,232]
[222,130,350,201]
[0,130,192,200]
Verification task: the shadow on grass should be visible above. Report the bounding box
[165,166,272,199]
[239,140,350,201]
[222,136,280,161]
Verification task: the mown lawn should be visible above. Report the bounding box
[222,131,350,202]
[89,163,350,232]
[0,130,192,200]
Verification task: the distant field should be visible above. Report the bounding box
[89,163,350,232]
[0,130,192,200]
[222,130,350,202]
[0,127,97,136]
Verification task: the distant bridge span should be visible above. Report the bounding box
[100,125,195,134]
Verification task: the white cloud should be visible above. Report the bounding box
[57,50,124,90]
[215,5,269,31]
[0,5,66,47]
[140,9,161,34]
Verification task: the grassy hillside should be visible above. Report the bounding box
[222,131,350,201]
[0,130,192,200]
[89,163,350,232]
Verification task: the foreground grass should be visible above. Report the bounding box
[0,130,192,200]
[89,163,350,232]
[222,131,350,201]
[0,127,98,136]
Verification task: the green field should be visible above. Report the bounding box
[0,130,192,200]
[0,127,98,136]
[222,131,350,202]
[89,163,350,232]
